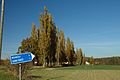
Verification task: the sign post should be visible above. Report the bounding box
[19,49,21,80]
[10,52,35,80]
[19,64,21,80]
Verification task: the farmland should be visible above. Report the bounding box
[0,65,120,80]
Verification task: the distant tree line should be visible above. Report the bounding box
[94,56,120,65]
[18,6,85,67]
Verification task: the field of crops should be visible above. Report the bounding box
[30,65,120,80]
[0,65,120,80]
[30,69,120,80]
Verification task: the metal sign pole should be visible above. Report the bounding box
[19,49,22,80]
[19,64,21,80]
[0,0,5,64]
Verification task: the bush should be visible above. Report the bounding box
[3,59,33,80]
[21,62,33,80]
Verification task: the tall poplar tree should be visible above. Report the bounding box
[76,48,83,65]
[38,6,57,67]
[59,30,66,64]
[31,23,39,65]
[55,27,60,66]
[66,37,75,65]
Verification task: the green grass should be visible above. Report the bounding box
[29,65,120,80]
[0,66,17,80]
[58,65,120,70]
[0,65,120,80]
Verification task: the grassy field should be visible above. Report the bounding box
[0,65,120,80]
[29,65,120,80]
[0,66,17,80]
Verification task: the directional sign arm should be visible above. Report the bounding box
[10,52,35,64]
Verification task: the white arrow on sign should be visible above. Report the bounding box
[31,53,35,60]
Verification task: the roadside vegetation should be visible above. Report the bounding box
[0,66,17,80]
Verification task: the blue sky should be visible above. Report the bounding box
[1,0,120,59]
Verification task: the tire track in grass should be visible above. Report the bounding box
[91,70,94,80]
[77,70,88,80]
[65,70,88,80]
[64,70,81,80]
[85,70,92,80]
[101,70,107,80]
[78,70,120,80]
[83,70,89,80]
[115,70,120,80]
[93,70,107,80]
[86,70,89,80]
[71,70,86,80]
[101,70,109,80]
[89,70,95,80]
[47,70,65,80]
[111,70,117,80]
[79,70,86,80]
[116,70,120,80]
[64,70,73,80]
[88,70,94,80]
[70,70,81,80]
[101,70,110,80]
[104,70,114,80]
[104,70,112,80]
[103,70,120,80]
[95,70,103,80]
[113,70,120,80]
[93,70,96,80]
[81,70,88,80]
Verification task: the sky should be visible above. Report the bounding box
[1,0,120,59]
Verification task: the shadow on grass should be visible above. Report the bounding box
[47,76,64,80]
[27,75,64,80]
[27,75,42,79]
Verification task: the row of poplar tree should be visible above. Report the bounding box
[18,7,85,67]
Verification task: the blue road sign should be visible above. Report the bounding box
[10,52,35,64]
